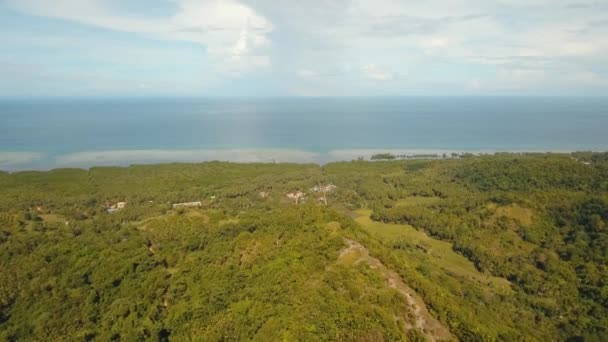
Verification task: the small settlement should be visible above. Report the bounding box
[107,185,336,214]
[286,184,337,205]
[106,201,127,213]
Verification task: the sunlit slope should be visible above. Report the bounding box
[1,153,607,341]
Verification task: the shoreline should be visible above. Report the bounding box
[2,148,605,173]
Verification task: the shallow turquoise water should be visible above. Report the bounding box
[1,97,607,170]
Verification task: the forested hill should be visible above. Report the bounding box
[1,153,607,341]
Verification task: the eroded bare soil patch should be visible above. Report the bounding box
[338,239,456,342]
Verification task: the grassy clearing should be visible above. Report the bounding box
[184,209,211,224]
[39,214,66,224]
[218,218,240,226]
[337,239,456,341]
[354,209,512,295]
[493,203,534,226]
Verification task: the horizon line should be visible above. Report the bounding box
[2,94,608,101]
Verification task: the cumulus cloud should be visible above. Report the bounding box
[6,0,273,74]
[3,0,608,95]
[247,0,608,93]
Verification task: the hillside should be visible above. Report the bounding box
[1,154,607,341]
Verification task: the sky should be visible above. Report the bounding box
[1,0,607,97]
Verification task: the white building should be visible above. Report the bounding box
[173,201,202,209]
[286,191,305,204]
[107,201,126,213]
[310,184,337,193]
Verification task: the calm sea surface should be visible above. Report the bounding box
[1,97,607,170]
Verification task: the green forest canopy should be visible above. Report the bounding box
[1,152,608,341]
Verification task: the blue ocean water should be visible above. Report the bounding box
[1,97,607,170]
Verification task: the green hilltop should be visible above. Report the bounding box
[1,153,607,341]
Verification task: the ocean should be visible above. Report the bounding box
[1,97,607,171]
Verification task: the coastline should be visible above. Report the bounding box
[1,148,602,172]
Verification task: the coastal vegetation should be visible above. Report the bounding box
[370,153,397,160]
[1,152,607,340]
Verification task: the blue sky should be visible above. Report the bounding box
[1,0,607,97]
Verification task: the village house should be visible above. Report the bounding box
[286,191,305,204]
[173,201,202,209]
[310,184,337,193]
[309,184,337,205]
[106,201,127,213]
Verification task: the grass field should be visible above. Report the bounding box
[490,203,535,226]
[354,208,513,295]
[40,213,66,224]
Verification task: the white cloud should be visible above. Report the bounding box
[297,69,318,78]
[6,0,274,74]
[4,0,608,95]
[571,71,608,86]
[468,79,484,90]
[362,64,393,81]
[420,36,450,55]
[248,0,607,93]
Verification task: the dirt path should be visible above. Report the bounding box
[338,239,456,341]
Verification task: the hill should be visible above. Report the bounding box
[1,154,607,341]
